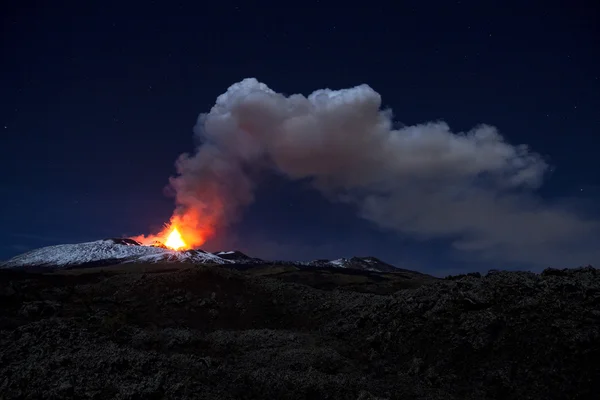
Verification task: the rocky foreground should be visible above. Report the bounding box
[0,263,598,399]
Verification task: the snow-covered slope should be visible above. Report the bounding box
[135,249,230,264]
[212,250,263,263]
[0,238,410,274]
[308,256,400,273]
[0,238,231,269]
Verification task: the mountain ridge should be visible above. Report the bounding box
[0,238,410,274]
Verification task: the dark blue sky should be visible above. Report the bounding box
[1,0,599,275]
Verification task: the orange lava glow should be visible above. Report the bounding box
[164,227,186,250]
[131,182,225,251]
[131,210,214,251]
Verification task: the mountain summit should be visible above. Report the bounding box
[0,239,229,269]
[0,238,404,274]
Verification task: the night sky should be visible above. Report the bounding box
[1,0,599,276]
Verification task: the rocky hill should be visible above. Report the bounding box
[0,262,598,399]
[0,239,408,274]
[0,239,230,269]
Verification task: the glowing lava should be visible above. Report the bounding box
[164,227,186,250]
[131,210,214,250]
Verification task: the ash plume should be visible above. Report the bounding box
[168,78,599,265]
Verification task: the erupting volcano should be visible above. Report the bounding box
[132,210,214,251]
[125,77,599,269]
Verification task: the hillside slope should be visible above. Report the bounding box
[0,264,598,399]
[0,239,230,269]
[1,239,412,274]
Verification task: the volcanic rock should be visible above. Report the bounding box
[309,256,411,273]
[0,264,597,399]
[213,250,263,263]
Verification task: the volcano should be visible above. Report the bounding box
[0,238,409,274]
[0,239,598,399]
[0,239,230,269]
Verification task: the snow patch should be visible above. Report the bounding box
[0,239,231,269]
[329,259,348,268]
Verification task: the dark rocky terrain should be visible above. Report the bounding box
[0,262,598,399]
[212,251,263,264]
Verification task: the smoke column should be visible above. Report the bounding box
[155,78,598,264]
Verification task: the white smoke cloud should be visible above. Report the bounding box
[170,78,599,267]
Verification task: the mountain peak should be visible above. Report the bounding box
[1,239,410,275]
[104,238,142,246]
[0,239,229,269]
[321,256,399,273]
[212,250,262,263]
